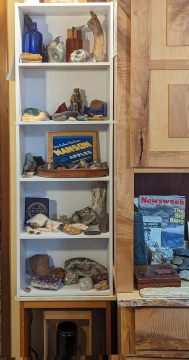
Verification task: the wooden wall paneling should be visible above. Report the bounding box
[115,0,134,292]
[130,0,150,167]
[117,307,135,354]
[135,307,189,350]
[167,0,189,46]
[0,0,10,356]
[168,84,189,138]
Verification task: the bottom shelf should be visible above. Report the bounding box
[18,274,112,297]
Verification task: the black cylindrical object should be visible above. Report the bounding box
[56,321,78,356]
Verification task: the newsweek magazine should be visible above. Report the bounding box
[138,195,186,249]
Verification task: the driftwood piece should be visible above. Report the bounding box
[91,181,107,217]
[87,11,105,61]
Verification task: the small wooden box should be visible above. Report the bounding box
[44,310,92,357]
[134,264,181,290]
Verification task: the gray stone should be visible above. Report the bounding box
[178,270,189,281]
[79,277,94,291]
[171,257,183,266]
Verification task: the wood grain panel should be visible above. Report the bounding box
[149,151,189,167]
[115,0,134,292]
[169,84,189,137]
[117,307,135,354]
[167,0,189,46]
[135,308,189,350]
[130,0,150,167]
[150,59,189,69]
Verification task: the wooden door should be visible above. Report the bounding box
[130,0,189,168]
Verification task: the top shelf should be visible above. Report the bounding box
[16,2,113,16]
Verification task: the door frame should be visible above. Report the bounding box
[0,0,11,356]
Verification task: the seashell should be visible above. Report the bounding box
[68,116,77,121]
[25,226,34,234]
[26,213,49,228]
[47,36,66,63]
[70,49,90,62]
[45,219,63,232]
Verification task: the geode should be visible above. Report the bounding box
[64,257,108,277]
[31,275,62,290]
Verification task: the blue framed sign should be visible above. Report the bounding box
[48,131,98,164]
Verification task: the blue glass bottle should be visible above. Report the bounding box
[23,22,43,56]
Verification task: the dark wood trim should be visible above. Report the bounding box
[0,0,11,356]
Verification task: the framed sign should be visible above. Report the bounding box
[48,131,98,164]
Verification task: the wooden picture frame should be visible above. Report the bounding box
[48,131,98,164]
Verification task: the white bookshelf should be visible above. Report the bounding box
[15,2,114,299]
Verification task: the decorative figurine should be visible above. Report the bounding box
[87,11,105,61]
[70,88,82,113]
[47,36,66,63]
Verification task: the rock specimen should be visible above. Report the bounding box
[74,207,97,225]
[99,213,109,233]
[70,49,90,62]
[54,267,65,280]
[95,280,109,290]
[63,224,83,235]
[31,275,62,290]
[63,272,79,285]
[29,254,51,276]
[22,108,47,121]
[79,276,94,290]
[47,36,66,62]
[92,272,108,284]
[64,257,108,277]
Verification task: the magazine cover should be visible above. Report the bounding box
[143,216,162,250]
[138,195,186,249]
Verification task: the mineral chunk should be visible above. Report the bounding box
[95,280,109,290]
[63,224,83,235]
[31,275,62,290]
[63,272,79,285]
[79,277,94,290]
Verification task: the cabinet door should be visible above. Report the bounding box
[130,0,189,167]
[135,307,189,351]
